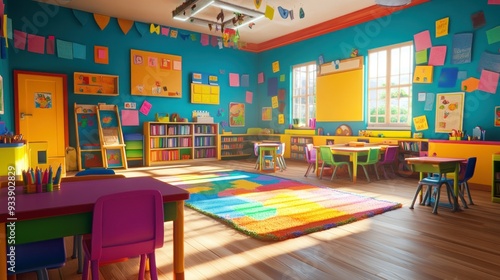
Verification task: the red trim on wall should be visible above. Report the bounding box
[13,70,69,148]
[242,0,430,53]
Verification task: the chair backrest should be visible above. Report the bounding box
[90,189,164,261]
[277,143,285,156]
[463,157,477,181]
[254,143,259,156]
[379,146,398,164]
[364,148,380,164]
[304,144,316,163]
[319,146,335,164]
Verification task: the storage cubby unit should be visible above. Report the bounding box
[492,153,500,203]
[144,122,218,166]
[124,133,144,167]
[290,136,313,160]
[397,140,428,177]
[219,134,281,159]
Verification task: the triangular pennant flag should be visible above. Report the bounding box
[190,33,197,41]
[117,18,134,35]
[135,22,148,37]
[150,24,160,34]
[254,0,262,9]
[211,35,218,47]
[93,14,110,30]
[73,10,90,26]
[265,5,274,20]
[179,32,189,40]
[161,26,170,36]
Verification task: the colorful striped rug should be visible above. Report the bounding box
[175,171,402,241]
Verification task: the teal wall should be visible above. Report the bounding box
[259,0,500,140]
[4,0,500,146]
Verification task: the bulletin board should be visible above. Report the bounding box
[74,72,119,96]
[435,92,464,133]
[316,57,364,122]
[191,83,220,104]
[130,49,182,98]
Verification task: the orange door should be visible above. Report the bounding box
[14,71,68,174]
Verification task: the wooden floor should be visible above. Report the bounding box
[17,159,500,280]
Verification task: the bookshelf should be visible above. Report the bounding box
[144,122,218,166]
[493,153,500,203]
[397,140,428,177]
[290,136,313,161]
[219,134,281,159]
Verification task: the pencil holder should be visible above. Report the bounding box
[448,136,461,141]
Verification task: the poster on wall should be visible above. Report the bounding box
[435,92,464,133]
[229,102,245,127]
[130,49,182,98]
[495,106,500,127]
[262,107,272,121]
[0,75,4,114]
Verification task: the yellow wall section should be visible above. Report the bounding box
[429,142,500,186]
[316,68,363,122]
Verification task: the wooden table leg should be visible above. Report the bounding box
[173,201,185,280]
[351,152,358,183]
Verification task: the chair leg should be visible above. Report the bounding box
[380,164,389,180]
[91,260,99,280]
[362,166,370,182]
[304,163,313,177]
[331,166,338,181]
[346,164,352,181]
[149,253,159,280]
[373,164,380,180]
[464,182,474,205]
[76,235,83,274]
[139,254,146,280]
[82,256,89,280]
[319,163,326,179]
[410,183,424,209]
[432,185,441,214]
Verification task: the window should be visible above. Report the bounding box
[368,42,413,129]
[292,62,317,126]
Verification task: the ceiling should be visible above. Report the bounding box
[37,0,421,51]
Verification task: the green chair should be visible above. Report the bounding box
[319,146,352,181]
[358,148,380,182]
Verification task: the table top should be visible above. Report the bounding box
[0,176,190,222]
[256,143,281,147]
[405,156,466,164]
[320,145,381,152]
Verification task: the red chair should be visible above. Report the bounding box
[81,190,165,280]
[376,146,398,179]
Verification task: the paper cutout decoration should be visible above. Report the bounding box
[278,114,285,124]
[413,115,428,131]
[121,110,139,126]
[496,106,500,127]
[278,6,289,19]
[258,72,264,84]
[241,74,249,87]
[190,34,197,41]
[117,19,134,35]
[457,71,467,80]
[46,35,55,55]
[14,30,27,50]
[272,96,279,108]
[413,30,432,51]
[299,8,305,19]
[170,29,178,38]
[415,49,428,65]
[488,0,500,4]
[435,17,449,38]
[135,22,148,37]
[262,107,272,121]
[428,46,447,66]
[27,34,45,54]
[93,14,110,30]
[486,26,500,45]
[229,73,240,87]
[161,27,170,36]
[418,92,426,102]
[0,37,6,59]
[73,10,90,26]
[452,33,473,64]
[424,92,435,111]
[278,89,285,100]
[278,102,285,113]
[201,34,209,46]
[462,77,479,92]
[150,24,160,34]
[254,0,262,9]
[268,77,278,96]
[245,91,253,104]
[139,100,152,115]
[179,32,189,40]
[471,11,486,29]
[265,5,274,20]
[478,69,499,94]
[438,67,459,88]
[2,15,6,44]
[272,61,280,73]
[413,65,433,83]
[7,18,12,40]
[56,39,73,59]
[94,46,109,64]
[211,36,218,47]
[478,51,500,73]
[73,43,86,59]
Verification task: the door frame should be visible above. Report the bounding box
[13,70,69,148]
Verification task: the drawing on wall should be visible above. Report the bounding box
[262,107,272,121]
[0,76,4,114]
[229,102,245,127]
[435,92,464,133]
[130,49,182,98]
[495,106,500,127]
[34,92,52,109]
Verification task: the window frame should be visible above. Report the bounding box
[367,41,414,130]
[291,61,317,127]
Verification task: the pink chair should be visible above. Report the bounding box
[304,144,316,177]
[376,146,398,179]
[81,190,164,280]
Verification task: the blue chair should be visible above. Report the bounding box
[8,238,66,280]
[446,157,477,206]
[409,173,455,214]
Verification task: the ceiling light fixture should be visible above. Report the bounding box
[172,0,264,28]
[375,0,411,7]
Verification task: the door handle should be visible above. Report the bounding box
[20,112,33,119]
